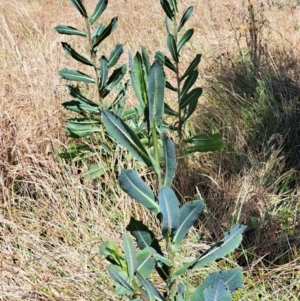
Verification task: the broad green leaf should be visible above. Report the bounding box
[100,240,127,270]
[158,187,179,237]
[88,0,107,25]
[193,225,247,269]
[101,64,127,98]
[155,51,177,73]
[82,163,107,179]
[123,233,138,280]
[148,60,166,130]
[167,34,179,63]
[180,54,201,81]
[180,70,198,99]
[172,200,205,252]
[92,17,118,49]
[108,265,135,294]
[108,44,123,68]
[55,25,87,37]
[190,268,243,301]
[164,102,178,117]
[184,133,225,154]
[162,133,176,187]
[126,218,163,257]
[160,0,174,20]
[178,6,194,32]
[62,100,100,115]
[119,170,159,215]
[69,0,87,17]
[129,52,147,109]
[59,68,95,83]
[136,272,155,301]
[137,248,156,279]
[177,28,194,53]
[204,281,232,301]
[141,47,151,75]
[180,87,202,110]
[102,110,151,165]
[61,42,93,66]
[99,56,108,91]
[66,118,101,137]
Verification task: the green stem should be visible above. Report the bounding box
[84,18,101,101]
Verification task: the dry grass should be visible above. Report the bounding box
[1,0,300,300]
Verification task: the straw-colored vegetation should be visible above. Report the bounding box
[1,0,300,300]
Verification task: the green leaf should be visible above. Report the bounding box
[164,16,171,35]
[177,28,194,53]
[204,281,232,301]
[164,102,178,117]
[69,0,87,17]
[137,248,156,279]
[129,52,147,109]
[181,70,198,99]
[181,96,198,125]
[108,265,135,294]
[92,23,105,39]
[172,200,205,252]
[126,218,163,255]
[193,225,247,269]
[148,60,166,130]
[102,110,151,163]
[141,47,151,75]
[66,118,101,137]
[168,0,178,12]
[108,44,123,68]
[184,133,225,154]
[136,272,156,301]
[160,0,174,20]
[100,240,127,270]
[62,100,100,115]
[166,81,178,92]
[61,42,93,66]
[180,87,202,110]
[178,6,194,32]
[88,0,108,25]
[162,133,176,187]
[167,34,179,63]
[99,56,108,91]
[158,187,179,237]
[101,64,127,98]
[55,25,87,37]
[155,51,177,73]
[92,17,118,49]
[82,163,107,179]
[123,233,138,280]
[119,170,159,215]
[59,68,95,83]
[180,54,201,81]
[190,268,243,301]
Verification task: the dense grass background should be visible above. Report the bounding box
[1,0,300,299]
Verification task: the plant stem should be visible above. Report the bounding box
[84,18,101,101]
